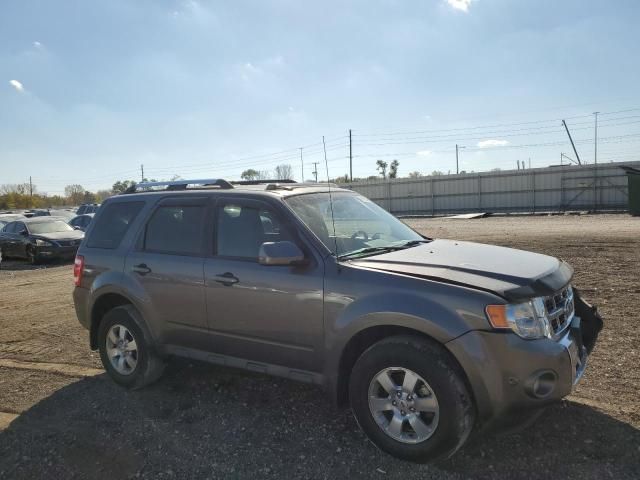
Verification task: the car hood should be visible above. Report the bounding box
[349,239,573,302]
[32,230,84,241]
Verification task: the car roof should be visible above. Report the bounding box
[22,217,66,224]
[109,182,354,203]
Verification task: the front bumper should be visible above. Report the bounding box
[446,316,595,425]
[34,245,78,260]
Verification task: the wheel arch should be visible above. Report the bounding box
[89,292,135,350]
[333,325,476,414]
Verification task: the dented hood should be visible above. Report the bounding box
[350,239,573,302]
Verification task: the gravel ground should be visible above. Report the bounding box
[0,214,638,479]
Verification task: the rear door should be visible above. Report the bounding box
[203,197,324,372]
[124,197,209,350]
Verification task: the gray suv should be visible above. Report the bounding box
[73,179,602,462]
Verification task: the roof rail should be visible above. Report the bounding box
[230,179,297,185]
[122,178,234,194]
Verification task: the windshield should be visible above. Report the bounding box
[28,221,74,235]
[285,192,424,258]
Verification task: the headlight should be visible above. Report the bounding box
[486,298,551,339]
[35,239,54,247]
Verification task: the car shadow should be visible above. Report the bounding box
[0,360,638,479]
[0,257,74,272]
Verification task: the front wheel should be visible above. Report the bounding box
[26,246,39,265]
[349,335,475,463]
[97,305,165,389]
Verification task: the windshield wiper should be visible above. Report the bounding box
[338,239,431,261]
[338,246,404,260]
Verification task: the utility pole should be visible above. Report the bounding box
[528,158,531,169]
[140,164,145,183]
[517,160,520,170]
[455,144,459,174]
[562,120,582,165]
[29,176,33,198]
[312,162,319,182]
[349,129,353,182]
[593,112,599,164]
[299,148,304,182]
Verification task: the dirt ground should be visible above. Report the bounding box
[0,214,638,479]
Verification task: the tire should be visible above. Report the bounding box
[26,246,39,265]
[349,335,475,463]
[97,305,165,389]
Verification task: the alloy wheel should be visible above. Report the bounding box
[105,324,139,375]
[368,367,439,444]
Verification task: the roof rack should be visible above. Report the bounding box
[230,179,297,185]
[122,178,234,194]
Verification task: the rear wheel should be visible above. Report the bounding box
[97,305,165,389]
[349,335,475,462]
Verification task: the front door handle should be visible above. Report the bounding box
[213,272,239,286]
[132,263,152,275]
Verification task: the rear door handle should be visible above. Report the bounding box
[132,263,152,275]
[213,272,239,286]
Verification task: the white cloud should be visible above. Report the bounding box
[477,139,509,148]
[33,41,42,48]
[417,150,433,156]
[446,0,473,12]
[9,79,24,93]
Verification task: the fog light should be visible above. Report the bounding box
[524,370,557,399]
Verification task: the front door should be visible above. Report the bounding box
[204,197,324,372]
[124,197,209,350]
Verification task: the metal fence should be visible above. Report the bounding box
[343,161,639,215]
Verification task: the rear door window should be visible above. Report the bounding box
[86,202,145,249]
[144,205,205,255]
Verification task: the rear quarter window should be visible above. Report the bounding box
[86,201,145,249]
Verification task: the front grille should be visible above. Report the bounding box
[57,240,80,247]
[544,285,574,336]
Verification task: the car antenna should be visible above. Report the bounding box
[323,135,340,261]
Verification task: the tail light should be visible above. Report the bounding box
[74,255,85,286]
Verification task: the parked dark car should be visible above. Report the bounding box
[73,179,602,463]
[50,209,77,221]
[0,214,27,231]
[0,217,84,264]
[68,213,95,232]
[76,203,100,215]
[23,209,51,218]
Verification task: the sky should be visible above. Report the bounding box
[1,0,640,194]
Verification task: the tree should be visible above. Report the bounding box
[376,160,388,178]
[332,174,350,184]
[82,191,97,204]
[241,169,260,180]
[408,171,422,178]
[389,160,399,179]
[95,190,113,202]
[65,184,85,205]
[430,170,444,176]
[274,164,293,180]
[112,180,137,194]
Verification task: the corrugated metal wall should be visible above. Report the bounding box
[343,161,639,215]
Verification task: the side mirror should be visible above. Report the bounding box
[73,226,82,230]
[19,230,28,236]
[259,241,307,266]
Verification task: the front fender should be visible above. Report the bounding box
[322,265,501,398]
